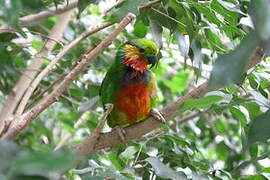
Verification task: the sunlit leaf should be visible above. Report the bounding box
[146,157,187,180]
[163,71,188,93]
[175,29,189,60]
[77,0,100,18]
[180,95,223,110]
[107,152,125,171]
[238,174,268,180]
[133,20,148,38]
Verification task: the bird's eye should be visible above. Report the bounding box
[139,48,145,53]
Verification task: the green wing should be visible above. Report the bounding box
[100,47,126,127]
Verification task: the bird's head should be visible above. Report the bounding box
[122,39,159,73]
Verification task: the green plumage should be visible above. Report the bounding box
[100,39,159,128]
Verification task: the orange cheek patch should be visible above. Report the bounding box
[123,44,148,72]
[116,83,151,122]
[124,57,148,72]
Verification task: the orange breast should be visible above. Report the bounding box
[116,83,151,123]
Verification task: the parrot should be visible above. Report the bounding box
[100,39,165,139]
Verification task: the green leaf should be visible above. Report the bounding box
[209,32,258,88]
[248,109,270,146]
[216,142,230,161]
[175,29,189,60]
[133,20,148,38]
[31,41,43,51]
[249,144,258,158]
[149,18,163,48]
[0,0,22,29]
[190,3,222,26]
[180,95,223,110]
[21,0,46,13]
[229,106,247,126]
[163,71,189,93]
[13,149,76,174]
[249,0,270,55]
[261,167,270,173]
[109,0,148,22]
[0,32,18,42]
[214,119,226,135]
[146,157,187,180]
[216,0,244,15]
[148,6,178,32]
[190,39,204,68]
[107,152,124,171]
[204,28,228,52]
[242,102,262,121]
[0,140,19,174]
[210,0,239,26]
[238,174,268,180]
[119,146,137,160]
[77,0,100,18]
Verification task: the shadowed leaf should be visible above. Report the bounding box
[248,109,270,146]
[209,32,258,88]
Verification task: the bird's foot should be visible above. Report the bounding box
[150,108,166,123]
[113,125,126,142]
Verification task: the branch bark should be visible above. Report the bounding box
[74,48,264,157]
[2,13,136,140]
[0,10,73,135]
[19,0,78,25]
[15,22,114,116]
[20,0,163,25]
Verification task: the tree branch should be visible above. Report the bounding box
[19,0,78,25]
[20,0,164,25]
[2,13,136,140]
[0,10,73,135]
[15,22,114,116]
[139,0,164,10]
[74,48,264,157]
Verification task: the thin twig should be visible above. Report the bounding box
[19,0,78,25]
[94,104,113,135]
[104,0,164,16]
[151,7,186,27]
[0,28,17,34]
[25,73,66,110]
[139,0,164,10]
[54,110,90,151]
[0,28,64,47]
[19,0,163,26]
[54,97,100,151]
[15,22,114,116]
[103,0,125,16]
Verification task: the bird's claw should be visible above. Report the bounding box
[150,108,166,123]
[105,103,113,110]
[113,125,126,142]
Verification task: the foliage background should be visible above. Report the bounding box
[0,0,270,179]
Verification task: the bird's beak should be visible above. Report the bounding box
[147,55,158,68]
